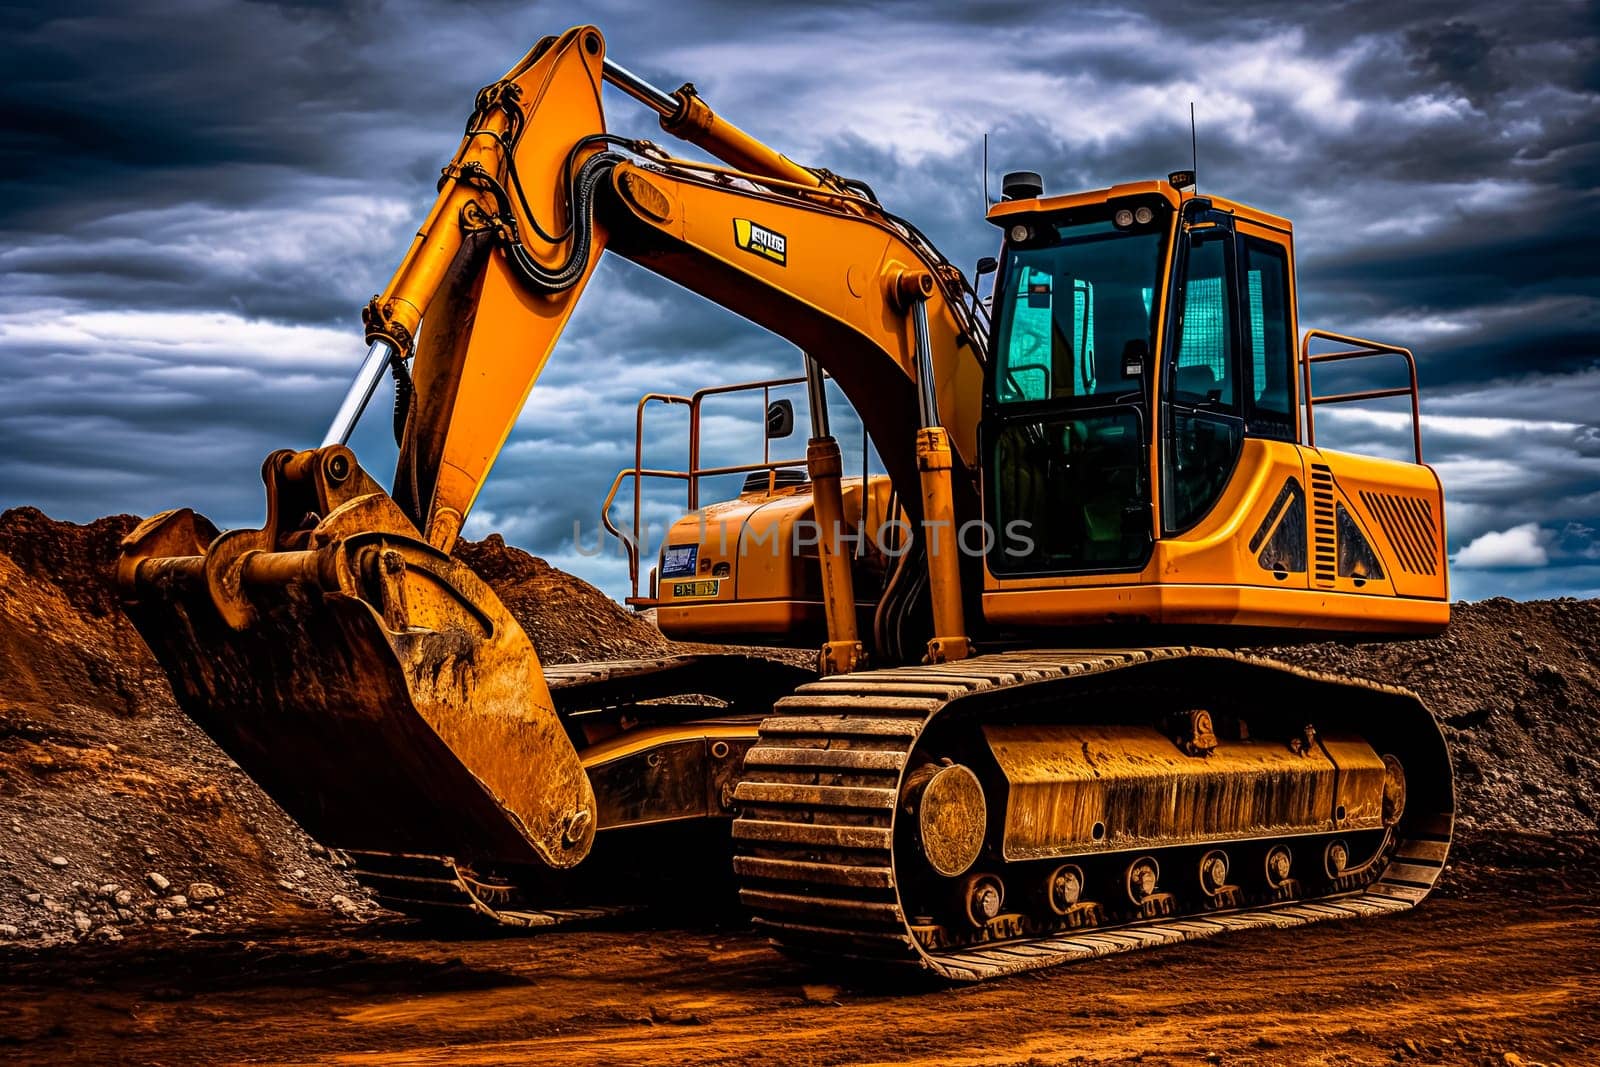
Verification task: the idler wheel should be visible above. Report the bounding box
[1265,845,1294,889]
[963,872,1006,927]
[1045,864,1086,915]
[1125,856,1160,904]
[1198,850,1230,896]
[902,760,986,878]
[1381,753,1407,827]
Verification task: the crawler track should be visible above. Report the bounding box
[732,648,1453,981]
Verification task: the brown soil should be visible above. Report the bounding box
[0,833,1593,1065]
[452,534,673,664]
[0,507,1596,1064]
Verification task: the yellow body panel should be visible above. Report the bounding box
[653,477,894,642]
[980,439,1447,633]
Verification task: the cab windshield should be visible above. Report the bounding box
[992,215,1168,405]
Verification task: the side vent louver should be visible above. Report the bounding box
[1310,464,1337,587]
[1250,478,1307,576]
[1359,490,1440,576]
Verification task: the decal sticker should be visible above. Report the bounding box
[661,544,699,579]
[733,218,787,265]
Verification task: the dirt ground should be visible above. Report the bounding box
[0,832,1594,1066]
[1,508,1597,1065]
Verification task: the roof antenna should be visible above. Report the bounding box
[1190,102,1198,195]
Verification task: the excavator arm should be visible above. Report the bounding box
[116,25,985,881]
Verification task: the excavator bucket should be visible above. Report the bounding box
[117,446,596,874]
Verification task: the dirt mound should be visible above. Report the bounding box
[1256,598,1600,833]
[452,534,670,663]
[0,509,673,948]
[0,508,368,947]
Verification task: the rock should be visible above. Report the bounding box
[47,855,69,868]
[113,889,134,907]
[98,883,120,899]
[801,984,841,1005]
[0,923,19,938]
[166,894,188,912]
[329,894,360,917]
[187,882,223,902]
[91,925,124,943]
[277,879,296,892]
[143,846,159,859]
[1501,1054,1527,1067]
[24,892,42,905]
[117,909,136,922]
[290,868,306,880]
[72,910,93,934]
[147,872,171,892]
[308,842,327,857]
[153,907,174,922]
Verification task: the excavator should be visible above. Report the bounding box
[117,26,1454,981]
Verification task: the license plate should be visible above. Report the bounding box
[671,579,720,599]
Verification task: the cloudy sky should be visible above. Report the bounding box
[3,0,1596,603]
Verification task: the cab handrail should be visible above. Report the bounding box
[600,375,809,602]
[1300,329,1423,463]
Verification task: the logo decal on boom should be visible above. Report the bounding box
[733,219,787,265]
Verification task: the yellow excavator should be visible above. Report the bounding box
[118,26,1453,981]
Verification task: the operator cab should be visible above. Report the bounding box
[981,174,1446,633]
[985,176,1297,578]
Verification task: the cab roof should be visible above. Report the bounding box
[986,180,1293,233]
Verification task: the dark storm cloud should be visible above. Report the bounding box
[1,0,1596,603]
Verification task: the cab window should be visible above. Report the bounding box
[1162,229,1245,534]
[993,221,1163,405]
[1172,234,1238,412]
[1240,237,1295,440]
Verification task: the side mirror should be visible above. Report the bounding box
[1121,339,1148,378]
[766,398,795,439]
[975,256,998,277]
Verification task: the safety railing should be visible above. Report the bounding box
[600,374,809,603]
[1300,329,1424,463]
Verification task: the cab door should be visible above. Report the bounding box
[1157,206,1312,591]
[1159,211,1246,536]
